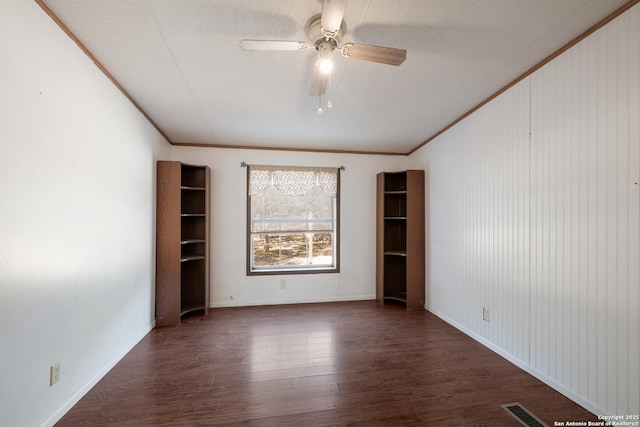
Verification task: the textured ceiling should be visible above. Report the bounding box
[40,0,631,154]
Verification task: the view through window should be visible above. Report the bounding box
[247,165,340,274]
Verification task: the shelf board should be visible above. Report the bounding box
[180,304,206,316]
[384,216,406,220]
[180,255,206,262]
[181,239,206,245]
[384,250,407,257]
[181,186,206,191]
[384,190,407,195]
[181,213,206,217]
[384,293,407,304]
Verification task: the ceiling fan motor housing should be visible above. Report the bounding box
[316,38,336,57]
[307,16,345,47]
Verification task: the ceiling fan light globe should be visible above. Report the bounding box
[319,58,333,74]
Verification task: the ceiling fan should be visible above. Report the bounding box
[240,0,406,97]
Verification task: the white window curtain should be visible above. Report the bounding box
[248,165,338,197]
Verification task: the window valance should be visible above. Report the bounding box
[248,164,339,197]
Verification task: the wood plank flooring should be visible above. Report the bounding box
[56,301,598,426]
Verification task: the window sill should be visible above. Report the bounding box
[247,266,339,276]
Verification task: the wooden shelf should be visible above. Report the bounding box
[180,304,207,316]
[181,255,206,262]
[384,292,407,303]
[384,250,407,257]
[156,161,210,327]
[376,170,425,311]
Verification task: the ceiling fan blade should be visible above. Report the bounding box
[321,0,347,34]
[341,43,406,66]
[310,61,329,97]
[240,40,309,51]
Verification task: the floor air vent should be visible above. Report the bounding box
[502,403,549,427]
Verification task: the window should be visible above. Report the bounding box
[246,164,340,274]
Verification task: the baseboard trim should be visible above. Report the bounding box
[209,295,375,308]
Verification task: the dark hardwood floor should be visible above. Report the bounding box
[56,301,597,426]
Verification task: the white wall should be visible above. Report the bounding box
[409,4,639,417]
[0,2,170,426]
[171,146,407,307]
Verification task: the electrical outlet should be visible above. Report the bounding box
[50,362,61,386]
[483,307,490,322]
[279,279,286,289]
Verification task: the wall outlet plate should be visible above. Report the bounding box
[50,362,61,386]
[483,307,490,322]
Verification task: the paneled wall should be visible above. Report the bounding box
[530,8,639,414]
[410,4,639,416]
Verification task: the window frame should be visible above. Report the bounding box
[246,165,340,276]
